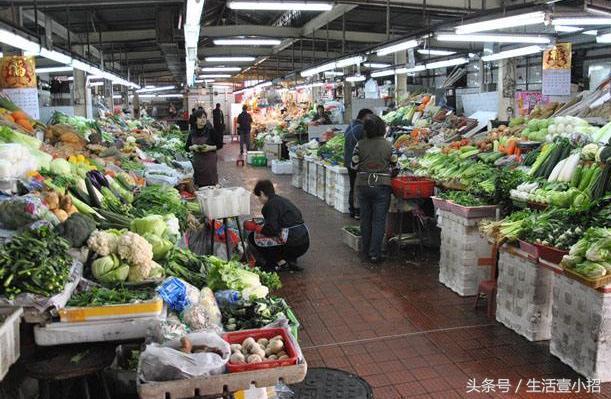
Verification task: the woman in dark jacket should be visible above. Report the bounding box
[351,115,397,263]
[185,110,223,187]
[246,180,309,272]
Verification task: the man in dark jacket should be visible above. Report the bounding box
[212,103,225,149]
[237,105,253,154]
[344,108,373,219]
[246,180,309,272]
[189,108,197,131]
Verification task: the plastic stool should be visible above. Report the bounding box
[474,279,497,319]
[236,155,245,167]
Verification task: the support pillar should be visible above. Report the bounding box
[73,68,88,117]
[497,58,517,120]
[104,80,114,111]
[394,51,407,100]
[343,68,352,124]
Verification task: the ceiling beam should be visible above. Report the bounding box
[75,29,156,44]
[198,47,342,59]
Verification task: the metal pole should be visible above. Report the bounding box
[326,23,329,59]
[386,0,390,40]
[342,14,345,55]
[34,0,39,44]
[66,6,71,50]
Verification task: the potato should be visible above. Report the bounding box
[252,347,266,359]
[230,352,246,364]
[271,335,283,342]
[257,338,269,348]
[248,343,262,353]
[265,347,274,357]
[277,351,287,358]
[230,344,242,353]
[180,337,193,354]
[268,354,278,360]
[242,337,256,351]
[278,355,289,360]
[268,339,284,354]
[247,354,263,364]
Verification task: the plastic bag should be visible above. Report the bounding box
[182,287,223,332]
[0,194,59,229]
[156,277,200,312]
[139,331,230,381]
[151,313,188,344]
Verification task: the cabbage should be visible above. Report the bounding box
[163,214,180,242]
[585,238,610,263]
[207,260,268,299]
[569,238,589,257]
[50,158,72,175]
[148,261,165,279]
[143,233,173,260]
[581,143,599,161]
[575,261,607,279]
[130,215,167,237]
[92,254,129,283]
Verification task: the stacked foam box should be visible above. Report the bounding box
[316,161,326,200]
[437,209,492,296]
[496,247,554,341]
[306,159,317,196]
[550,273,611,382]
[263,142,281,163]
[271,160,293,175]
[333,165,350,214]
[290,154,304,188]
[324,164,336,206]
[302,158,310,191]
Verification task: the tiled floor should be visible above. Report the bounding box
[220,144,610,399]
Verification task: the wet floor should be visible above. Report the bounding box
[219,143,611,399]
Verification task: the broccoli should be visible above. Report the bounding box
[55,213,96,247]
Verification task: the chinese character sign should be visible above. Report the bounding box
[0,56,37,88]
[543,43,572,70]
[542,43,572,96]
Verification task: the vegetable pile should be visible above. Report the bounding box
[561,228,610,279]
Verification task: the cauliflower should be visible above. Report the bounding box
[87,230,120,256]
[117,232,153,267]
[127,262,152,282]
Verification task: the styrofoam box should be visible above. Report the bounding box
[307,161,317,196]
[302,159,310,191]
[0,307,23,380]
[35,314,166,346]
[197,186,251,219]
[438,209,492,296]
[246,151,264,165]
[316,162,326,200]
[334,189,350,214]
[550,273,611,382]
[290,155,304,188]
[271,160,293,175]
[496,248,554,341]
[325,165,336,206]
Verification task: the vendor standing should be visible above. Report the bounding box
[246,180,309,272]
[344,108,373,219]
[313,104,332,125]
[185,110,223,187]
[237,105,253,155]
[351,114,397,263]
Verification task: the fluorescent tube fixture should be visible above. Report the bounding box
[552,17,611,26]
[597,33,611,43]
[199,74,232,78]
[335,56,365,68]
[0,28,40,53]
[377,39,419,57]
[200,67,242,72]
[455,11,545,34]
[301,56,363,77]
[256,81,273,89]
[417,49,456,56]
[345,74,366,82]
[137,85,175,93]
[159,94,184,98]
[582,30,598,35]
[425,57,468,70]
[363,63,391,68]
[371,69,396,78]
[71,59,96,74]
[481,45,543,62]
[227,1,333,11]
[39,48,72,64]
[396,65,426,74]
[437,33,551,44]
[205,56,255,62]
[89,82,104,87]
[213,38,281,46]
[324,71,344,77]
[295,82,324,89]
[36,66,74,73]
[554,25,583,33]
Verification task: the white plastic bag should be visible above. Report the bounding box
[182,287,223,332]
[140,331,230,381]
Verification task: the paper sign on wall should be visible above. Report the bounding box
[515,91,550,116]
[542,43,572,96]
[2,88,40,120]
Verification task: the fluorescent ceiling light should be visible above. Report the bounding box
[213,38,281,46]
[36,66,74,73]
[138,94,156,98]
[336,55,365,68]
[552,17,611,26]
[417,49,456,56]
[371,69,396,78]
[363,63,390,68]
[301,55,364,77]
[145,85,155,88]
[295,82,324,89]
[396,65,426,74]
[0,28,40,53]
[582,30,598,35]
[38,48,72,64]
[137,85,175,93]
[437,33,551,44]
[554,25,583,33]
[159,94,184,98]
[112,95,122,99]
[597,32,611,43]
[425,57,468,70]
[227,1,333,11]
[200,67,242,72]
[205,56,255,62]
[72,59,96,74]
[481,45,543,62]
[324,71,344,77]
[377,39,419,56]
[89,81,104,87]
[455,11,545,34]
[199,74,232,78]
[346,74,366,82]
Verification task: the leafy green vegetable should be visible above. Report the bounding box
[67,286,155,306]
[207,259,272,300]
[130,215,167,238]
[133,185,188,228]
[439,190,489,206]
[92,254,129,283]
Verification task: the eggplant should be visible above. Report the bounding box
[86,170,109,189]
[85,177,102,208]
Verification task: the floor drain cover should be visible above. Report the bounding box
[290,367,373,399]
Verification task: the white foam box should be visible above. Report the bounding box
[550,273,611,382]
[301,159,310,191]
[334,189,350,214]
[290,154,304,188]
[271,160,292,175]
[496,246,554,341]
[438,209,492,296]
[324,165,336,206]
[306,160,318,196]
[316,161,326,200]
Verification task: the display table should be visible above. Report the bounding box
[437,209,493,296]
[496,245,554,341]
[550,272,611,382]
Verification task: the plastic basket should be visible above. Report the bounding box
[0,307,23,380]
[391,176,435,199]
[519,240,539,258]
[431,196,450,212]
[535,243,568,264]
[341,226,361,252]
[223,328,298,373]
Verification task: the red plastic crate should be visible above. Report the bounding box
[223,328,298,373]
[391,176,435,199]
[535,243,568,264]
[519,240,539,258]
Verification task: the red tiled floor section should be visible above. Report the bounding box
[220,145,611,399]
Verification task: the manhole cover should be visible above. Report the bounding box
[290,367,373,399]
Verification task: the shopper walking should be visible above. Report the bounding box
[351,115,397,263]
[185,110,223,187]
[344,108,373,219]
[246,180,310,272]
[237,105,253,154]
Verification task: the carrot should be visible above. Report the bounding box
[506,139,517,155]
[16,118,33,132]
[11,111,28,121]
